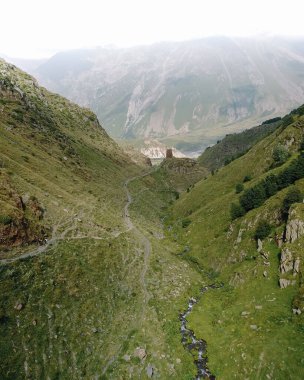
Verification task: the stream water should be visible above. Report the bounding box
[180,284,222,379]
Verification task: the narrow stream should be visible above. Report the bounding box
[180,284,222,380]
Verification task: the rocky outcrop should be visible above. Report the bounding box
[280,248,294,274]
[279,248,300,288]
[279,204,303,288]
[285,218,304,243]
[0,173,47,249]
[279,279,296,288]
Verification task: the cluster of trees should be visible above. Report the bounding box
[231,150,304,219]
[262,117,281,125]
[272,145,290,167]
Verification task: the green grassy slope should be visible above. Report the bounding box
[168,111,304,379]
[198,118,283,171]
[0,60,208,379]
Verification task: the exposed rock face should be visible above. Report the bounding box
[280,248,294,274]
[0,173,47,249]
[279,279,294,288]
[293,257,300,276]
[285,218,304,243]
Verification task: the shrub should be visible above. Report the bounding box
[272,145,289,167]
[0,215,13,225]
[181,218,191,228]
[300,138,304,152]
[174,191,179,200]
[230,203,245,220]
[235,183,244,194]
[240,183,266,211]
[243,175,252,183]
[282,188,303,220]
[282,114,294,127]
[255,220,271,240]
[262,117,281,125]
[239,154,304,214]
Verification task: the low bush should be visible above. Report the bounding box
[230,203,245,220]
[235,183,244,194]
[181,218,191,228]
[282,188,303,220]
[0,215,13,225]
[255,220,271,240]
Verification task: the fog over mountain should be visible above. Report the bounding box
[29,36,304,155]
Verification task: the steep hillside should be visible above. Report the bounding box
[0,60,206,379]
[167,107,304,378]
[32,36,304,154]
[198,117,283,171]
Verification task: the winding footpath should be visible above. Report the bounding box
[123,170,154,306]
[180,284,223,380]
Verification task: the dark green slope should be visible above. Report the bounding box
[198,117,283,171]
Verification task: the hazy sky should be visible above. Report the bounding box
[1,0,304,58]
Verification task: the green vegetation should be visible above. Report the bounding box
[272,144,290,167]
[0,216,12,225]
[167,104,304,378]
[254,220,272,240]
[230,202,246,220]
[0,59,206,379]
[235,183,244,194]
[2,58,304,380]
[282,188,303,220]
[182,218,191,228]
[198,120,282,171]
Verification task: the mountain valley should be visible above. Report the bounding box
[22,36,304,156]
[1,54,304,380]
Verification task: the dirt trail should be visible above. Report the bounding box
[0,212,81,265]
[123,170,154,306]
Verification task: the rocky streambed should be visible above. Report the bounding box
[180,284,222,379]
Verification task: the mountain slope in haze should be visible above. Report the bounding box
[0,60,210,379]
[33,36,304,154]
[167,106,304,378]
[198,116,283,171]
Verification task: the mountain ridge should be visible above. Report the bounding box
[28,36,304,155]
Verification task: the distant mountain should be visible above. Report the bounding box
[33,36,304,154]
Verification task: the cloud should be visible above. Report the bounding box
[1,0,304,58]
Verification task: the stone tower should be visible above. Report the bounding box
[166,148,173,158]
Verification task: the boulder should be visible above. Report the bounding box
[279,278,289,288]
[134,347,147,360]
[146,363,154,378]
[293,257,300,276]
[14,302,24,311]
[241,311,250,316]
[257,239,263,252]
[292,308,302,315]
